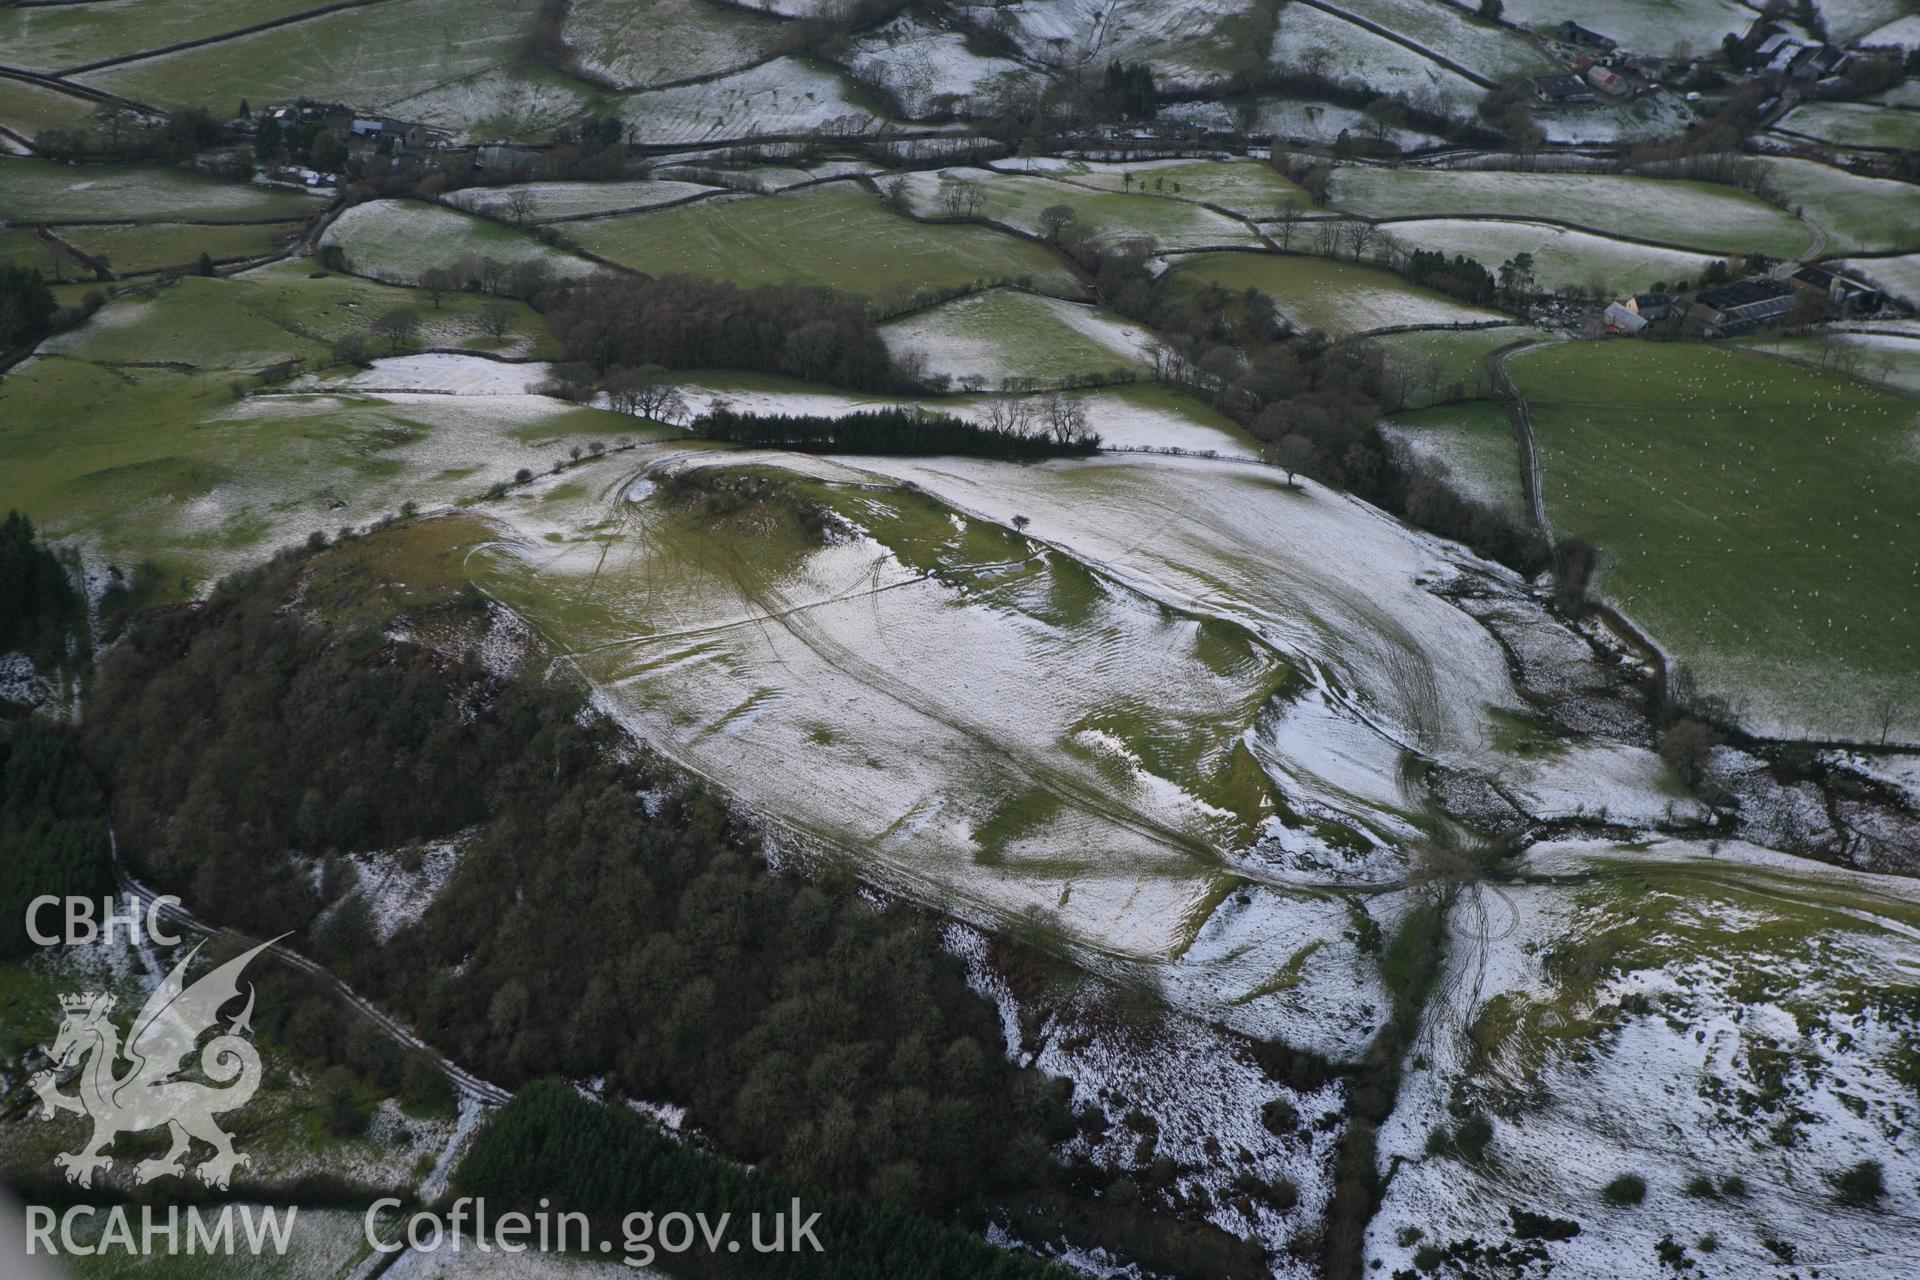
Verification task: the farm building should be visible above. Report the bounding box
[1530,73,1596,103]
[1556,21,1616,49]
[1585,65,1629,96]
[1603,302,1647,334]
[1603,291,1673,334]
[1693,278,1794,337]
[349,118,429,153]
[1789,265,1884,317]
[1787,45,1851,80]
[1630,292,1673,322]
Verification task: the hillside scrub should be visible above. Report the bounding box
[545,274,904,391]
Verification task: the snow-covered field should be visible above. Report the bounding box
[443,179,721,222]
[1861,11,1920,46]
[1379,218,1721,292]
[1381,403,1527,514]
[612,57,900,145]
[847,14,1026,117]
[1819,0,1914,42]
[320,200,599,286]
[1838,252,1920,307]
[1271,4,1482,111]
[384,64,592,138]
[564,0,785,89]
[1321,0,1556,81]
[881,289,1157,387]
[952,0,1263,89]
[1371,838,1920,1279]
[305,353,551,396]
[1498,0,1756,50]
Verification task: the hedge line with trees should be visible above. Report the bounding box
[695,406,1100,458]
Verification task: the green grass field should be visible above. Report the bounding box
[0,0,321,74]
[1777,102,1920,152]
[0,157,320,223]
[569,181,1086,307]
[1743,331,1920,398]
[1753,156,1920,256]
[321,199,599,286]
[1510,340,1920,738]
[0,76,99,137]
[58,221,303,275]
[1368,326,1561,406]
[78,0,535,114]
[1019,157,1312,217]
[1329,167,1814,259]
[2,267,592,589]
[1167,251,1509,339]
[0,225,70,274]
[909,167,1262,251]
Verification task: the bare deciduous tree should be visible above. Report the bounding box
[505,188,540,226]
[372,306,420,352]
[478,302,516,340]
[1272,204,1303,250]
[604,364,689,424]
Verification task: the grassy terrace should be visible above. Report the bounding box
[1510,340,1920,736]
[1328,167,1815,259]
[569,181,1087,306]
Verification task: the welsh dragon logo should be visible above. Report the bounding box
[29,938,275,1189]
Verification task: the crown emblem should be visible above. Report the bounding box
[60,992,112,1014]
